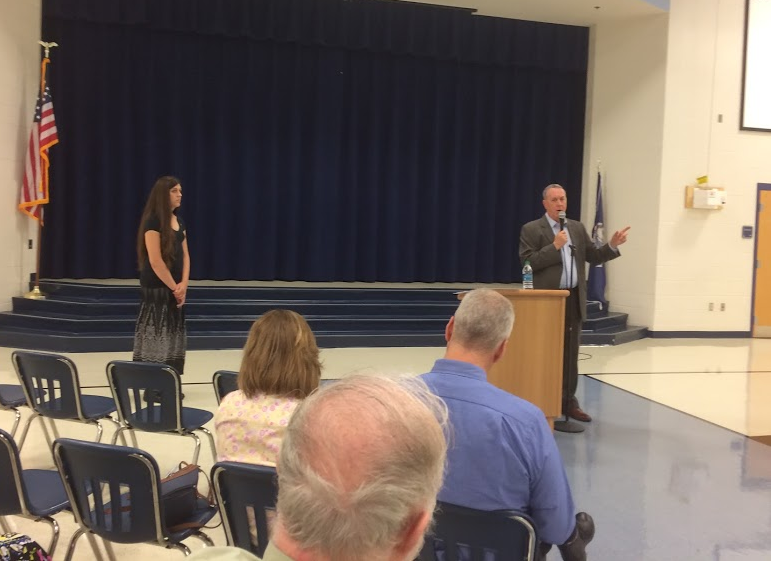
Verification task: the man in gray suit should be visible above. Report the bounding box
[519,184,630,429]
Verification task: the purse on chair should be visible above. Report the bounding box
[160,462,217,531]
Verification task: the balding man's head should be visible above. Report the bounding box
[450,288,514,355]
[276,374,448,561]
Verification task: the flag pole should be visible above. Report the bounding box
[24,41,58,300]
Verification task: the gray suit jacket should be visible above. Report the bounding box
[519,215,619,321]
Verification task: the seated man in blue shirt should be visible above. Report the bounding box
[420,288,594,560]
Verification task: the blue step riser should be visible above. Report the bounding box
[582,314,628,331]
[0,332,447,353]
[581,327,648,346]
[0,313,448,334]
[2,282,643,352]
[36,282,461,303]
[12,297,457,318]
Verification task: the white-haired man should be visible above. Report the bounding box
[420,288,594,560]
[259,373,449,561]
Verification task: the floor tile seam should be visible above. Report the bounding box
[586,376,760,439]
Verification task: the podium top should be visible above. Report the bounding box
[456,289,569,300]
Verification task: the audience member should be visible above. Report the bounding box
[263,373,449,561]
[215,309,321,465]
[420,288,595,561]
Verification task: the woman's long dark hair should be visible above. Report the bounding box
[136,176,180,271]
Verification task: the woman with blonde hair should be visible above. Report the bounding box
[214,309,322,465]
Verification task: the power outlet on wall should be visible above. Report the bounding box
[27,239,32,249]
[720,303,725,311]
[708,302,714,311]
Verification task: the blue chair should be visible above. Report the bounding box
[12,350,122,451]
[0,384,27,438]
[107,361,216,465]
[212,370,239,405]
[0,428,70,557]
[53,438,218,559]
[418,501,539,561]
[211,461,278,558]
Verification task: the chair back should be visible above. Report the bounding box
[211,461,278,557]
[107,361,183,432]
[418,501,538,561]
[12,351,84,420]
[53,438,165,545]
[0,428,26,515]
[212,370,239,404]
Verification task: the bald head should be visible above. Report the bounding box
[276,374,448,561]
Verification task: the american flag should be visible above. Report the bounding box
[19,58,58,221]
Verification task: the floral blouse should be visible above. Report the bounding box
[214,390,301,465]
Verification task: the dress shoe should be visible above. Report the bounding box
[566,397,592,422]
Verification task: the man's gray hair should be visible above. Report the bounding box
[276,373,449,561]
[452,288,514,353]
[542,183,564,199]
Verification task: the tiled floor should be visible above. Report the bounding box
[2,339,771,559]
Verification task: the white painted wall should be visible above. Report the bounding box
[583,14,668,328]
[586,0,771,332]
[0,0,42,309]
[654,0,769,332]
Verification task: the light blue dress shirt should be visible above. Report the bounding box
[545,214,577,289]
[421,359,577,546]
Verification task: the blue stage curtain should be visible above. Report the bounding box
[41,0,588,282]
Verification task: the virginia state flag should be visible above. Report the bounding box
[587,170,608,308]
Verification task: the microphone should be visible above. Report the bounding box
[558,211,566,231]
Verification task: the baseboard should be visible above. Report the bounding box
[648,331,752,339]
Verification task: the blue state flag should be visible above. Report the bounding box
[587,171,608,309]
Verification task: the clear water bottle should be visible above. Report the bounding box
[522,261,534,289]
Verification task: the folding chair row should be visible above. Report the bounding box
[7,350,215,466]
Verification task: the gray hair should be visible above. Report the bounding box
[452,288,514,353]
[542,183,564,199]
[276,373,449,561]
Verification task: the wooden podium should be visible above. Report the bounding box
[458,289,568,429]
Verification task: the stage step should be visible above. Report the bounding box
[0,281,458,351]
[580,300,649,346]
[0,282,647,352]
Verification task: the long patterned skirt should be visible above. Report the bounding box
[132,287,186,375]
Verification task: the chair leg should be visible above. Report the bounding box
[64,528,87,561]
[85,532,107,561]
[39,416,55,450]
[93,419,105,443]
[169,542,192,556]
[192,531,215,547]
[9,407,21,438]
[129,429,138,448]
[185,432,202,465]
[110,425,127,446]
[105,417,128,446]
[15,412,38,450]
[48,417,61,441]
[103,538,118,561]
[197,426,217,463]
[37,515,60,558]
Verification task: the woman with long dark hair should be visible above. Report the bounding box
[133,175,190,374]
